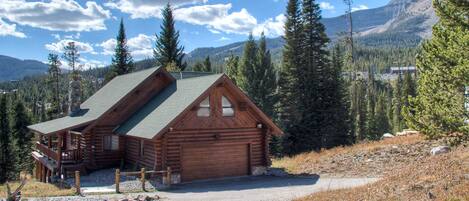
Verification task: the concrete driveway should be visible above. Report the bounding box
[40,175,378,201]
[155,176,378,201]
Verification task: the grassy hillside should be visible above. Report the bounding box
[273,135,469,201]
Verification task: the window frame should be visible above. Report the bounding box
[197,96,211,117]
[103,135,119,151]
[221,95,235,117]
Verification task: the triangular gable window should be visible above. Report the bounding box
[197,96,210,117]
[222,96,234,117]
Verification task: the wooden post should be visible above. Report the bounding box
[166,166,171,187]
[115,169,120,193]
[141,168,146,191]
[75,171,80,195]
[57,133,63,175]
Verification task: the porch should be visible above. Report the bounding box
[33,130,85,182]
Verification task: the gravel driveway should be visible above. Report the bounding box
[37,175,379,201]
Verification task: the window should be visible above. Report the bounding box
[222,96,234,116]
[139,139,145,157]
[103,135,119,151]
[197,96,210,117]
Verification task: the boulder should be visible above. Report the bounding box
[382,133,394,139]
[430,146,450,155]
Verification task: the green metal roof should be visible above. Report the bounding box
[116,74,224,139]
[28,67,160,134]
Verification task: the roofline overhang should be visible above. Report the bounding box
[28,119,95,135]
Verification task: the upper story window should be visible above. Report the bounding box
[197,96,210,117]
[222,96,234,117]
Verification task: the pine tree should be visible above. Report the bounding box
[154,3,186,71]
[352,79,368,140]
[374,92,391,138]
[404,0,469,139]
[106,18,134,81]
[12,99,33,173]
[320,43,353,147]
[224,54,239,84]
[62,41,81,79]
[365,68,377,139]
[203,56,212,72]
[255,32,277,118]
[392,73,403,133]
[277,0,303,154]
[47,53,61,119]
[192,61,205,72]
[0,95,16,183]
[238,33,258,95]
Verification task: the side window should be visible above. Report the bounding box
[104,135,119,151]
[197,96,210,117]
[222,96,234,117]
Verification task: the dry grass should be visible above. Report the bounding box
[296,145,469,201]
[273,134,425,175]
[0,177,76,198]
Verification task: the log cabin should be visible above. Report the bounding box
[28,67,283,183]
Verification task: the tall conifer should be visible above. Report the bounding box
[255,32,277,118]
[0,95,15,183]
[47,53,61,119]
[238,33,258,95]
[154,3,186,71]
[106,18,134,81]
[405,0,469,138]
[277,0,303,154]
[203,56,212,72]
[12,100,33,173]
[225,54,239,85]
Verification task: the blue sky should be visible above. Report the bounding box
[0,0,389,69]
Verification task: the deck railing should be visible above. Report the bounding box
[36,142,59,161]
[62,149,83,163]
[36,142,83,163]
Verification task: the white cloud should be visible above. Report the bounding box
[319,2,335,10]
[107,1,285,37]
[105,0,208,19]
[253,14,286,37]
[45,39,95,54]
[174,4,257,35]
[218,37,230,41]
[51,33,81,40]
[79,58,107,69]
[0,18,26,38]
[352,5,369,12]
[0,0,111,32]
[99,34,156,58]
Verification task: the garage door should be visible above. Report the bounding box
[181,144,249,181]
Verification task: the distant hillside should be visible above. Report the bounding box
[186,0,435,67]
[0,55,48,81]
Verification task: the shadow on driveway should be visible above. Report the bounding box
[165,175,320,193]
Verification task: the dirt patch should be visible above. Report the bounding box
[273,135,440,177]
[296,145,469,201]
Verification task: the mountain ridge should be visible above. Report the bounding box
[0,55,49,81]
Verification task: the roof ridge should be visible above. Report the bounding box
[176,73,224,81]
[114,66,160,78]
